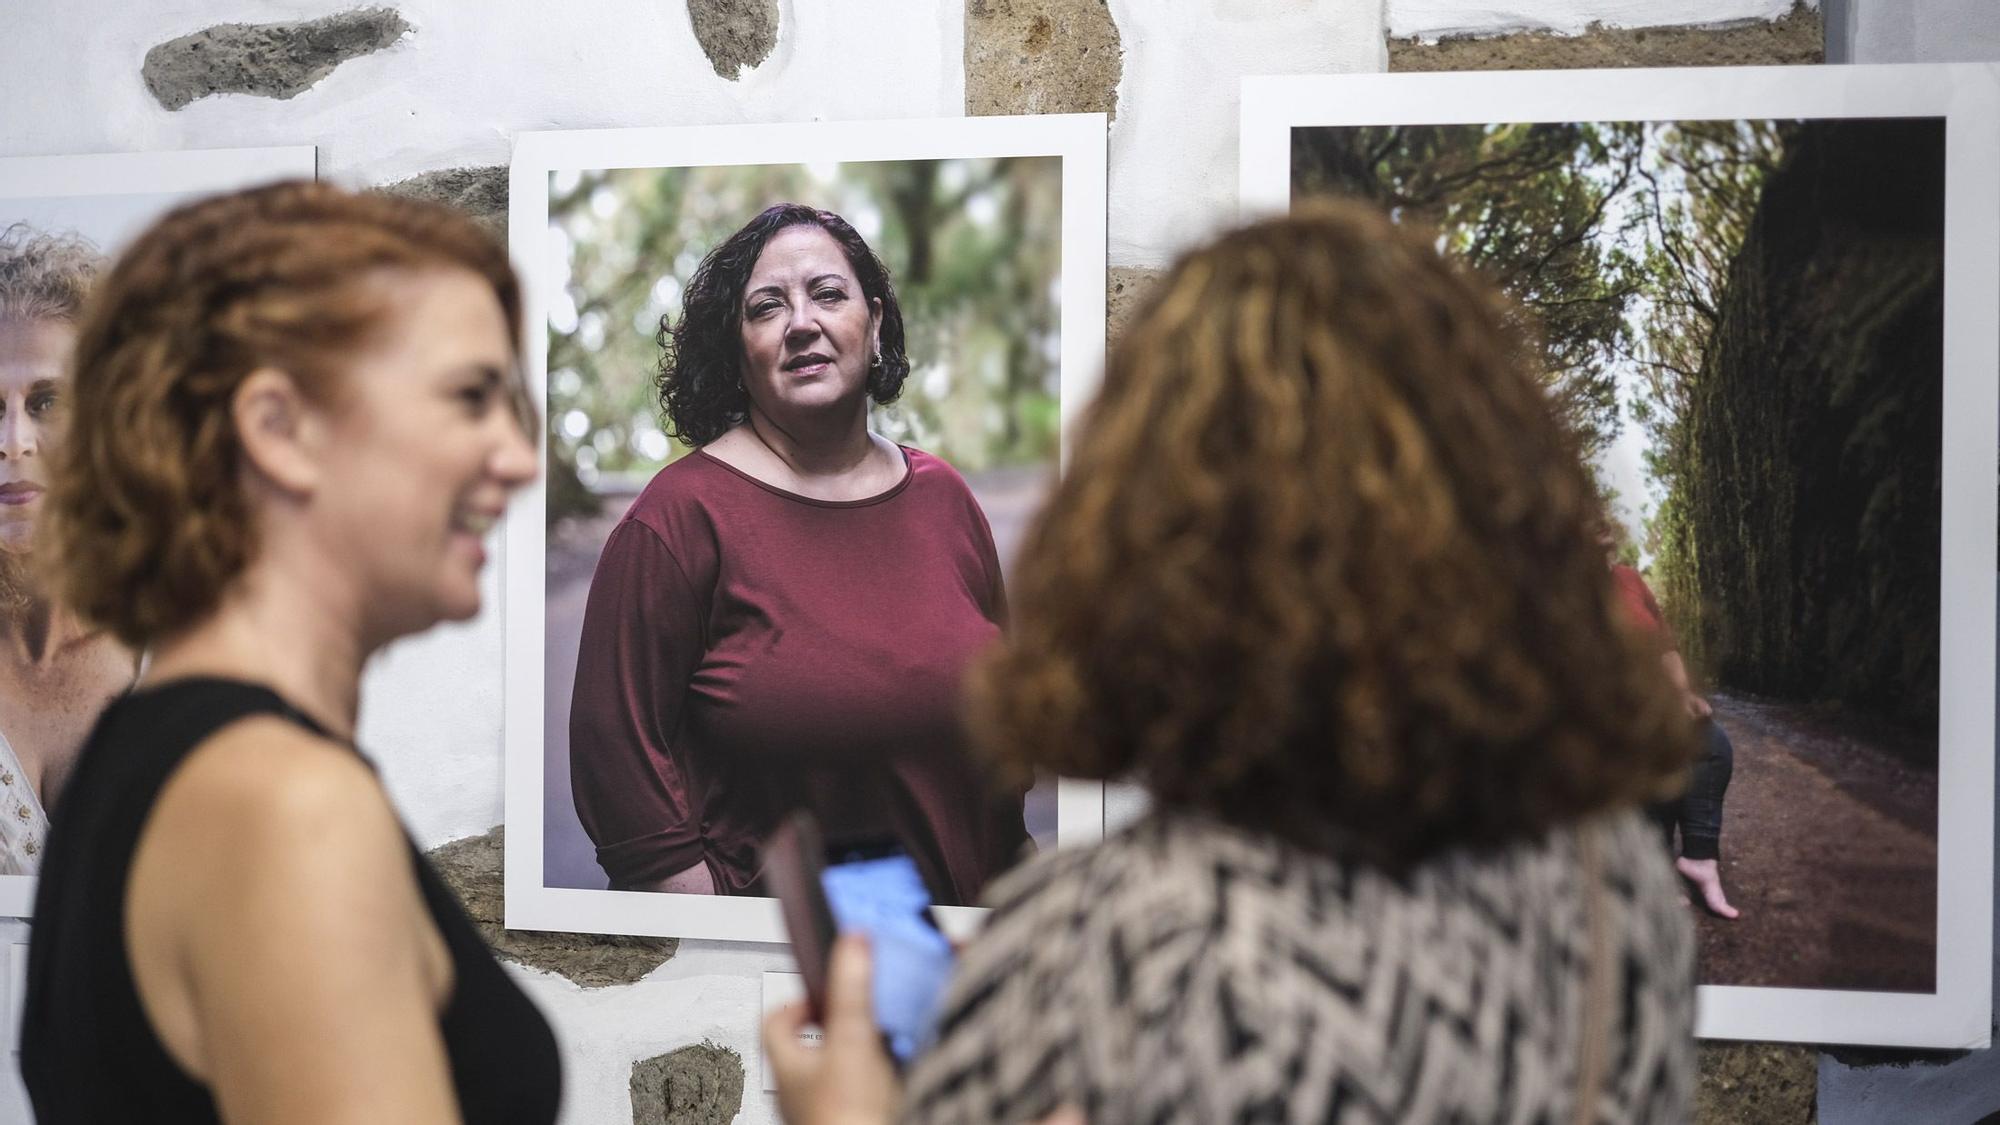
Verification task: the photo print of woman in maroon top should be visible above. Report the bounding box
[566,203,1032,905]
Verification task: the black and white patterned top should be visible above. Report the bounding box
[904,809,1693,1124]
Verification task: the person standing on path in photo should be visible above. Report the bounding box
[1601,524,1741,919]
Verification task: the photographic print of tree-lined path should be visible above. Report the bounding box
[1294,115,1946,992]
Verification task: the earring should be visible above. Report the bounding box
[870,350,882,369]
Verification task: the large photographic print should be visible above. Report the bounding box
[1242,66,1998,1049]
[0,146,317,918]
[505,117,1107,942]
[1294,114,1943,995]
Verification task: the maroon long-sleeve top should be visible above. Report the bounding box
[568,446,1029,905]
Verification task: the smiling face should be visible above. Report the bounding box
[305,267,536,641]
[737,224,883,425]
[0,317,73,558]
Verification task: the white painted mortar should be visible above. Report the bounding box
[0,0,965,187]
[1103,0,1387,269]
[1849,0,2000,62]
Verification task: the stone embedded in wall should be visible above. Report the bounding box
[141,8,412,111]
[1388,1,1822,70]
[375,165,509,237]
[1695,1043,1817,1124]
[630,1042,746,1125]
[426,827,678,988]
[687,0,780,80]
[966,0,1122,117]
[1105,266,1163,346]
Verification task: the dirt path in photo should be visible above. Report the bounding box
[1693,693,1937,993]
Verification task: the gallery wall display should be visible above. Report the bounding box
[0,145,319,919]
[504,114,1108,943]
[1240,63,2000,1050]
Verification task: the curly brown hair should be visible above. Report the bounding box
[656,203,909,446]
[969,201,1691,868]
[42,180,527,649]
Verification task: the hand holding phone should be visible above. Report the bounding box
[763,934,904,1125]
[765,813,956,1066]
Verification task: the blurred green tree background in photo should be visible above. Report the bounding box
[544,156,1064,530]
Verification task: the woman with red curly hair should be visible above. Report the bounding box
[21,183,557,1124]
[769,202,1698,1124]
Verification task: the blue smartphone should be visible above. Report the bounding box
[766,814,957,1066]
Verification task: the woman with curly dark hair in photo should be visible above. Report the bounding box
[768,201,1699,1124]
[568,203,1027,904]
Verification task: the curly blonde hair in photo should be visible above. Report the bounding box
[969,200,1692,868]
[0,223,103,324]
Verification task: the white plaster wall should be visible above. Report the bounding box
[1103,0,1386,269]
[0,0,965,187]
[1388,0,1812,41]
[1850,0,2000,62]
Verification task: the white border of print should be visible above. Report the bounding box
[1241,64,2000,1051]
[0,144,319,920]
[504,115,1109,944]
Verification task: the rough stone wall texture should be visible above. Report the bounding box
[375,164,509,235]
[142,8,411,111]
[965,0,1122,116]
[687,0,780,80]
[1105,265,1162,345]
[1390,2,1823,69]
[1698,1043,1819,1123]
[631,1042,747,1125]
[427,827,678,988]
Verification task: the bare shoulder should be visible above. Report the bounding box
[126,715,443,1084]
[135,715,417,940]
[157,716,400,857]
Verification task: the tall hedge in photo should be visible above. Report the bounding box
[1664,118,1944,738]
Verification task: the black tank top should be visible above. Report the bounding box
[20,678,562,1123]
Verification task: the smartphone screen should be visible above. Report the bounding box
[819,848,956,1064]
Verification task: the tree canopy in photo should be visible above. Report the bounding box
[1293,121,1647,462]
[1297,117,1946,732]
[1291,119,1784,550]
